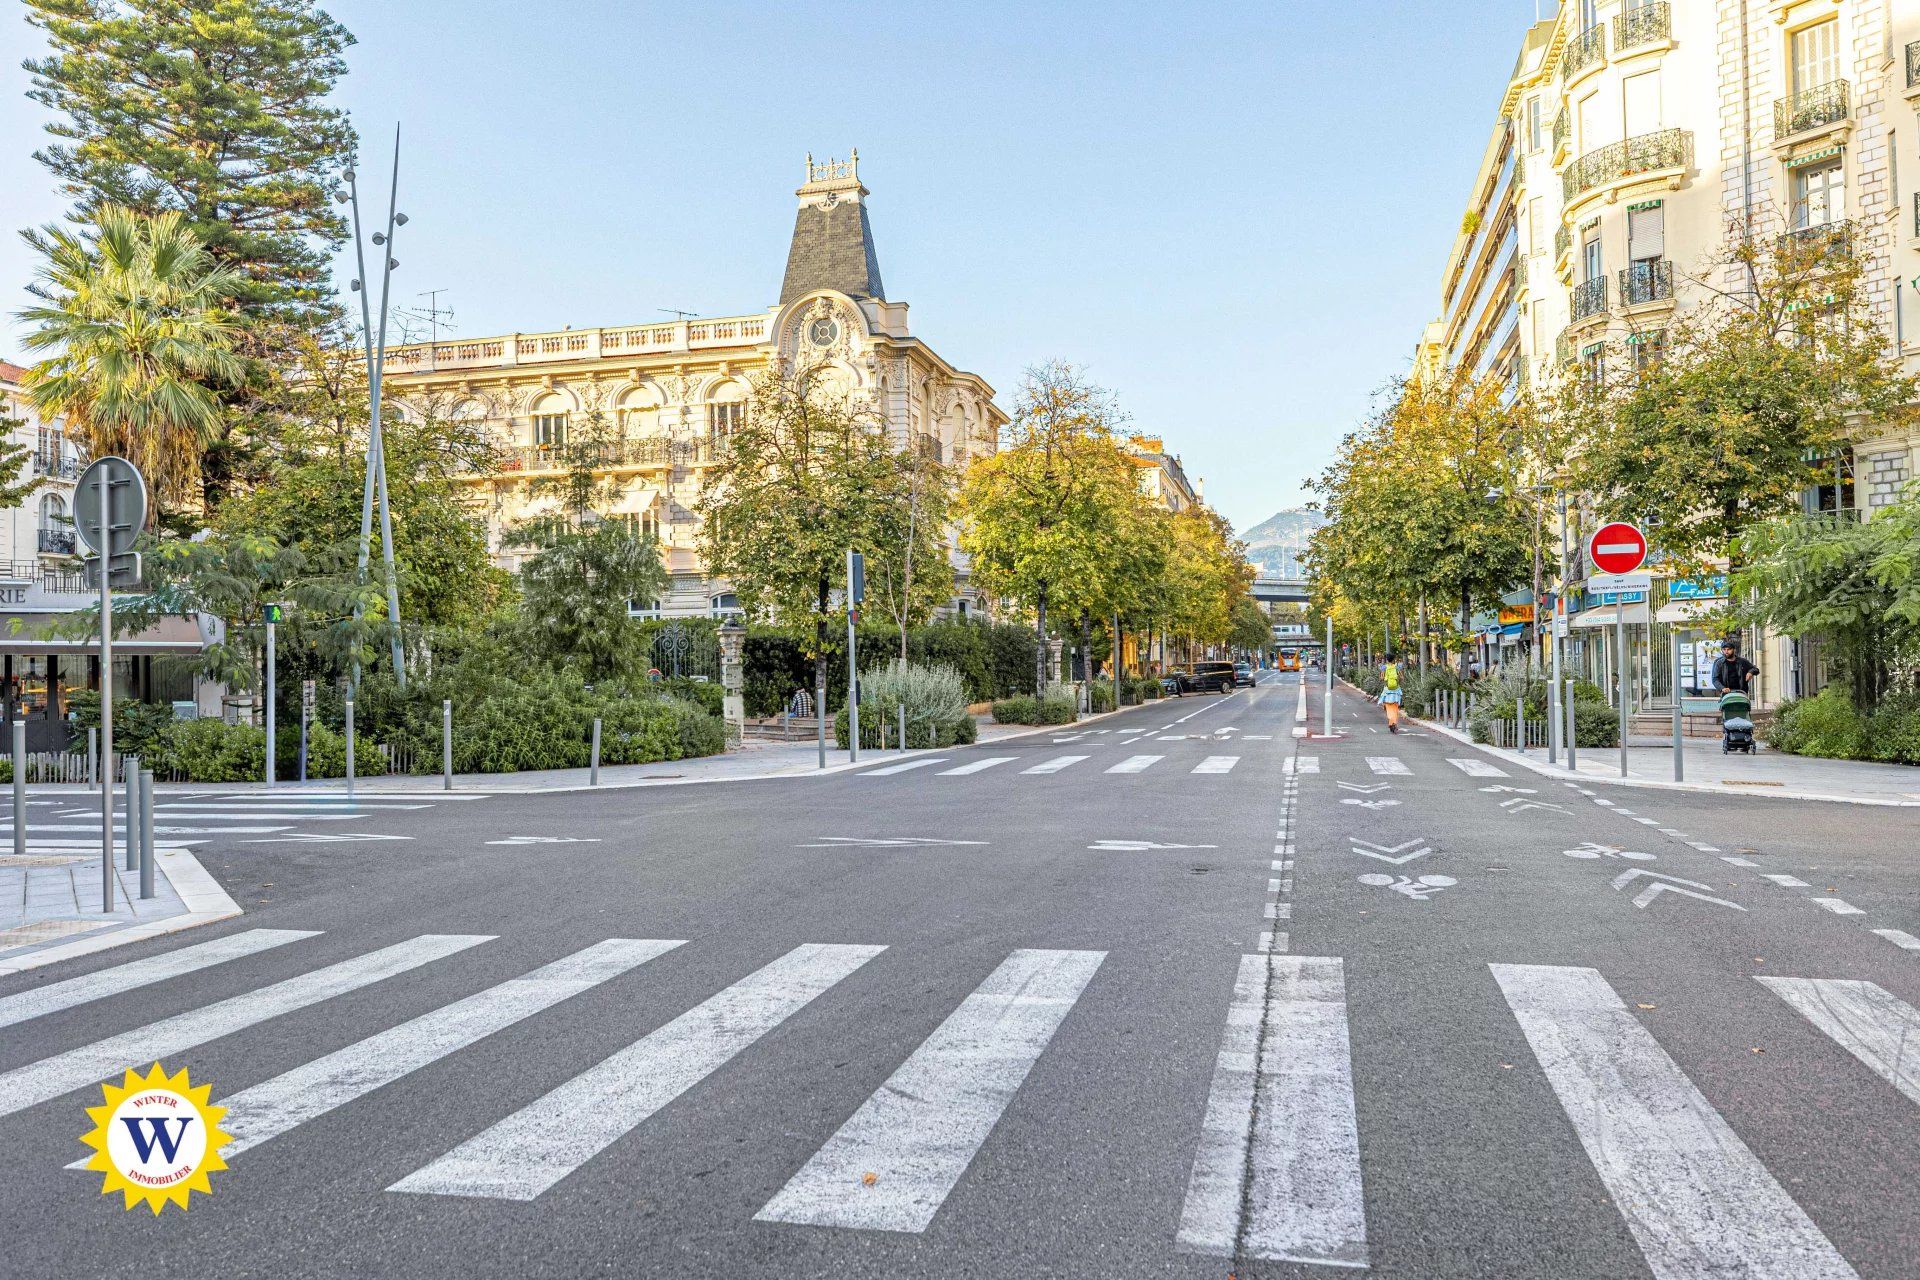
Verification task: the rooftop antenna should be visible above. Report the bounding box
[395,289,456,365]
[659,307,698,320]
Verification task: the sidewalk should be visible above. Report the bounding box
[1418,715,1920,807]
[92,713,1092,797]
[0,845,241,975]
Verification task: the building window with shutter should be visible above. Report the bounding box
[708,401,745,448]
[533,413,568,455]
[1790,20,1838,98]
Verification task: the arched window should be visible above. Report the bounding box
[708,592,742,619]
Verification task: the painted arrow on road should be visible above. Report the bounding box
[1480,785,1538,795]
[238,833,415,844]
[1340,798,1402,810]
[801,837,991,849]
[1350,837,1433,865]
[1499,798,1570,815]
[1087,840,1220,851]
[1337,781,1392,794]
[1611,869,1747,912]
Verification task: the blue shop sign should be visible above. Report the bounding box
[1595,591,1648,605]
[1669,574,1728,601]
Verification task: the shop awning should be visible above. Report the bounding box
[0,613,209,655]
[1571,603,1650,630]
[1656,598,1724,624]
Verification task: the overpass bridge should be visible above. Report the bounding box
[1251,575,1309,605]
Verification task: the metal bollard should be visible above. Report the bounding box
[590,718,601,786]
[443,699,453,791]
[124,754,141,871]
[12,719,24,857]
[139,768,156,899]
[345,698,356,800]
[899,704,907,752]
[1515,700,1524,753]
[87,726,98,788]
[1547,681,1560,766]
[1565,680,1578,771]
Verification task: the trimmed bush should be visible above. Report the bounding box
[834,662,976,749]
[1769,688,1868,761]
[990,694,1038,724]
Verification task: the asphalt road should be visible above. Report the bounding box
[3,672,1917,1279]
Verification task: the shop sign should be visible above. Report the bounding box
[1669,575,1728,601]
[1498,604,1536,625]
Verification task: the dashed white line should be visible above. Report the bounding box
[1812,898,1864,916]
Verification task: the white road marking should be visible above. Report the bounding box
[1612,869,1745,912]
[0,935,489,1119]
[1759,977,1920,1110]
[391,943,885,1202]
[1177,955,1367,1267]
[756,948,1104,1233]
[1492,963,1858,1280]
[1283,757,1320,775]
[1,823,292,835]
[152,802,431,812]
[1105,755,1164,774]
[937,757,1015,775]
[164,940,683,1163]
[859,758,949,777]
[0,929,319,1031]
[1365,757,1410,776]
[1722,856,1760,867]
[1812,898,1864,916]
[1762,875,1811,888]
[1689,843,1722,853]
[1448,758,1508,777]
[1192,756,1240,775]
[1659,829,1688,838]
[1021,754,1088,775]
[1264,902,1292,920]
[144,810,364,821]
[1871,929,1920,951]
[1088,840,1216,851]
[1256,931,1289,953]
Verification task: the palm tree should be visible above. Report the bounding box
[16,206,243,515]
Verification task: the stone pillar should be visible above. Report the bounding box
[718,620,747,748]
[1045,638,1064,690]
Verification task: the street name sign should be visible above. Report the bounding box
[1587,572,1652,593]
[1588,522,1648,576]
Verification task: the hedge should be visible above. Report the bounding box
[1770,688,1920,764]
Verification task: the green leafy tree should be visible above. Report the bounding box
[1229,594,1272,655]
[505,410,668,682]
[698,365,929,711]
[17,205,242,517]
[1734,489,1920,709]
[870,440,957,664]
[1563,225,1918,571]
[958,363,1145,693]
[0,404,47,515]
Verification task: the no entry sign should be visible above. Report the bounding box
[1588,522,1648,576]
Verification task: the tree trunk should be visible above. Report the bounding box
[1460,584,1472,678]
[1079,609,1092,683]
[1034,583,1049,695]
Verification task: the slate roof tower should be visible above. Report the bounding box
[780,150,885,305]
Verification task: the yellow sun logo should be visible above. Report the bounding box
[79,1062,231,1213]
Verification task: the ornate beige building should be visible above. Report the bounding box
[383,153,1007,618]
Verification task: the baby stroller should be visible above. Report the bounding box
[1718,690,1757,754]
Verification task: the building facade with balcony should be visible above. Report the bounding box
[1126,436,1201,513]
[0,360,218,748]
[381,154,1007,619]
[1422,1,1920,711]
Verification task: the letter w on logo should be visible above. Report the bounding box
[120,1116,194,1164]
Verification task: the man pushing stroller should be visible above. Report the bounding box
[1711,640,1759,755]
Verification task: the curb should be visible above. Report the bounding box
[0,848,244,976]
[1412,714,1920,809]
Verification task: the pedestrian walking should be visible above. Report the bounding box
[1378,651,1403,733]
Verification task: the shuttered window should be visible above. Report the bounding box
[1627,205,1665,263]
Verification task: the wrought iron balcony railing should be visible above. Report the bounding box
[33,453,83,480]
[1619,259,1673,306]
[1913,191,1920,239]
[1563,128,1691,203]
[1564,25,1606,79]
[486,437,714,475]
[37,528,75,555]
[1613,2,1670,51]
[1907,40,1920,90]
[1774,79,1849,140]
[1570,276,1609,323]
[1778,218,1852,262]
[1554,223,1571,262]
[1555,330,1574,368]
[1552,109,1569,157]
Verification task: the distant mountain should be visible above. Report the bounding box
[1238,508,1323,577]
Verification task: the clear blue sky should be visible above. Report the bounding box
[0,0,1538,534]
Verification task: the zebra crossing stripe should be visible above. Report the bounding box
[1759,978,1920,1110]
[1177,955,1367,1266]
[1448,758,1508,777]
[0,934,491,1121]
[938,757,1016,775]
[756,948,1104,1233]
[1105,755,1163,774]
[859,758,948,777]
[1365,757,1411,776]
[1021,755,1087,775]
[1491,963,1858,1280]
[389,942,885,1202]
[1872,928,1920,951]
[1192,756,1239,775]
[0,929,320,1031]
[1283,757,1320,775]
[211,939,685,1160]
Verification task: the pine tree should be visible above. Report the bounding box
[24,0,356,327]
